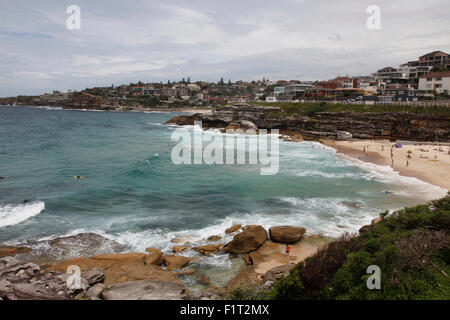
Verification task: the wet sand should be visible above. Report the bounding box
[322,139,450,191]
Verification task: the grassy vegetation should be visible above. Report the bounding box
[228,195,450,300]
[249,102,450,117]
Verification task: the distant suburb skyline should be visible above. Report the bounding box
[0,0,449,97]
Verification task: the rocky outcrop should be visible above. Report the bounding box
[269,226,307,244]
[223,226,268,254]
[162,255,190,271]
[47,253,182,286]
[262,263,296,282]
[165,104,450,142]
[174,268,196,276]
[103,263,181,285]
[193,244,222,255]
[144,248,163,265]
[225,224,241,234]
[91,252,146,263]
[82,267,104,286]
[172,245,190,253]
[86,283,105,299]
[101,280,187,300]
[207,235,222,241]
[0,256,73,300]
[16,233,124,265]
[0,245,31,257]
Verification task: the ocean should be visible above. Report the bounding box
[0,106,446,261]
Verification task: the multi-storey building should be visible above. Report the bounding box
[418,71,450,94]
[417,51,449,69]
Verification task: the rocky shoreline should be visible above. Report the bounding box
[165,104,450,142]
[0,223,341,300]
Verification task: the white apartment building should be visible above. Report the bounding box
[418,71,450,94]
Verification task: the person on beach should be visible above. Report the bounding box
[406,160,409,167]
[285,244,291,256]
[391,159,394,167]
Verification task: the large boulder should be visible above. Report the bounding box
[336,131,352,140]
[162,255,190,271]
[164,115,197,126]
[240,120,258,131]
[207,235,221,242]
[172,245,190,253]
[82,268,104,285]
[144,248,163,266]
[223,226,268,254]
[268,226,306,244]
[225,224,241,234]
[193,244,222,256]
[86,283,105,299]
[101,280,187,300]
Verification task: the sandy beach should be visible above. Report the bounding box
[322,139,450,191]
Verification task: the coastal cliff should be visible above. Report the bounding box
[166,104,450,142]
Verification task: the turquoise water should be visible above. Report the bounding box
[0,106,446,254]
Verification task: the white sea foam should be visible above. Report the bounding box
[0,201,45,228]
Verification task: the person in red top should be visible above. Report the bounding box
[285,244,291,256]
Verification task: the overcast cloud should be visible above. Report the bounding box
[0,0,449,96]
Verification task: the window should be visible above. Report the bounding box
[426,78,432,81]
[436,77,442,81]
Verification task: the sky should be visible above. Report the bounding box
[0,0,449,97]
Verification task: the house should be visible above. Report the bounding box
[378,89,426,102]
[268,83,315,102]
[418,71,450,94]
[160,87,176,97]
[418,51,450,69]
[398,63,432,79]
[372,67,403,80]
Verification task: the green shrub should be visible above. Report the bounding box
[266,195,450,300]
